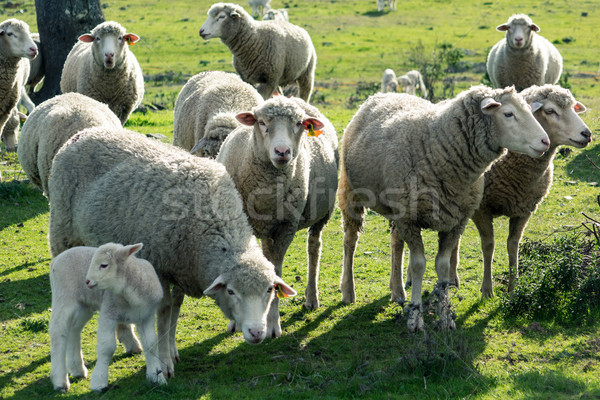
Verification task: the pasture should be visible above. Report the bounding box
[1,0,600,398]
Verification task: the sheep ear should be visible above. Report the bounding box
[496,23,509,32]
[236,112,257,126]
[480,97,501,112]
[78,34,95,43]
[574,102,586,114]
[274,277,297,298]
[302,118,325,132]
[124,33,140,45]
[123,243,143,257]
[529,101,543,113]
[204,274,227,296]
[530,23,540,32]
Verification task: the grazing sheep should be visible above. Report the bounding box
[216,96,338,334]
[48,127,297,378]
[487,14,563,91]
[398,70,427,98]
[263,8,289,22]
[199,3,317,102]
[339,86,550,332]
[377,0,396,12]
[60,21,144,125]
[173,71,263,157]
[381,68,398,93]
[49,243,166,392]
[17,93,122,196]
[248,0,271,17]
[453,85,592,299]
[0,18,38,151]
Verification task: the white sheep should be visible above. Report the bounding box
[248,0,271,17]
[381,68,398,93]
[338,86,550,332]
[377,0,396,12]
[49,243,167,392]
[199,3,317,102]
[60,21,144,125]
[451,85,592,299]
[173,70,263,157]
[17,92,122,196]
[0,18,38,152]
[216,96,338,334]
[487,14,563,91]
[263,8,289,22]
[397,70,427,98]
[25,32,43,95]
[48,126,297,378]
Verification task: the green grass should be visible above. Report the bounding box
[1,0,600,398]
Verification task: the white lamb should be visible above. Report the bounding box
[339,86,550,332]
[49,243,166,392]
[377,0,396,12]
[487,14,563,91]
[248,0,271,17]
[60,21,144,125]
[217,96,339,335]
[0,18,38,152]
[199,3,317,102]
[397,70,427,98]
[173,70,263,157]
[381,68,398,93]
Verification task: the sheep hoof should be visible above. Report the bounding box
[303,299,320,310]
[405,304,424,333]
[480,286,495,299]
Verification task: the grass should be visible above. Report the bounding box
[1,0,600,398]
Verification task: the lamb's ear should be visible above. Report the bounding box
[78,34,95,43]
[496,23,509,32]
[530,101,543,113]
[302,118,325,132]
[204,275,227,296]
[124,33,140,45]
[236,112,257,126]
[530,23,540,32]
[124,243,143,256]
[574,101,586,114]
[273,277,297,298]
[480,97,501,112]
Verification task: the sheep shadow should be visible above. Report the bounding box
[0,180,48,231]
[563,142,600,183]
[362,10,390,17]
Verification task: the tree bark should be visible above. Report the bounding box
[31,0,105,104]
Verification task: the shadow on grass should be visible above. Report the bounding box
[511,369,599,398]
[0,272,51,322]
[0,181,48,231]
[362,10,389,17]
[563,142,600,183]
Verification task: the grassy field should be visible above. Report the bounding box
[1,0,600,398]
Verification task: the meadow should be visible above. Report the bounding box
[1,0,600,398]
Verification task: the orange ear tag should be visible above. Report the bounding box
[307,123,322,137]
[276,285,289,299]
[125,37,135,46]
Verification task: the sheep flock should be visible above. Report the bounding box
[1,1,596,394]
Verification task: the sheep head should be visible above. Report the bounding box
[0,18,37,60]
[497,14,540,49]
[79,21,140,70]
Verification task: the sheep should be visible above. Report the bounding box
[25,32,44,95]
[199,3,317,102]
[487,14,563,91]
[216,96,338,333]
[263,8,289,22]
[173,70,263,157]
[381,68,398,93]
[248,0,271,17]
[48,126,297,378]
[338,86,550,332]
[377,0,396,12]
[17,92,122,196]
[449,85,592,299]
[49,243,167,392]
[60,21,144,125]
[0,18,38,151]
[397,70,427,98]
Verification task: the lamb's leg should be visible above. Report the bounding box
[136,316,167,386]
[507,215,530,293]
[65,307,94,380]
[389,223,407,303]
[404,232,426,332]
[472,210,496,299]
[305,218,329,310]
[90,313,117,392]
[169,286,185,363]
[116,323,142,354]
[156,280,175,378]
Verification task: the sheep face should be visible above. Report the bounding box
[481,92,549,157]
[497,14,540,50]
[534,98,592,149]
[0,19,37,60]
[199,4,244,40]
[85,243,143,292]
[79,21,140,70]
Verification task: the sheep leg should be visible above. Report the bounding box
[156,280,176,378]
[136,316,167,385]
[256,83,279,100]
[450,236,461,289]
[65,307,94,379]
[434,230,460,331]
[297,64,315,102]
[507,215,530,293]
[169,286,185,363]
[116,323,142,354]
[305,222,324,310]
[389,223,407,303]
[90,313,117,392]
[404,232,426,332]
[472,210,496,299]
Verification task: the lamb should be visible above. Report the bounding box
[248,0,271,17]
[199,3,317,102]
[60,21,144,125]
[263,8,289,22]
[0,18,38,151]
[381,68,398,93]
[17,92,122,196]
[49,243,167,392]
[173,70,263,157]
[338,86,550,332]
[216,96,338,335]
[377,0,396,12]
[48,126,297,378]
[397,70,427,98]
[487,14,563,91]
[451,85,592,299]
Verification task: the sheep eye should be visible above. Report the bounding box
[7,32,13,37]
[267,287,273,294]
[227,289,235,296]
[503,112,514,118]
[99,263,108,269]
[544,109,556,115]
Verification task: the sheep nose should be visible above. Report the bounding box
[85,280,90,285]
[29,47,37,55]
[581,129,592,140]
[105,52,114,58]
[541,138,550,148]
[248,328,264,342]
[274,146,290,158]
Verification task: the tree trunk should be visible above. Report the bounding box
[31,0,105,104]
